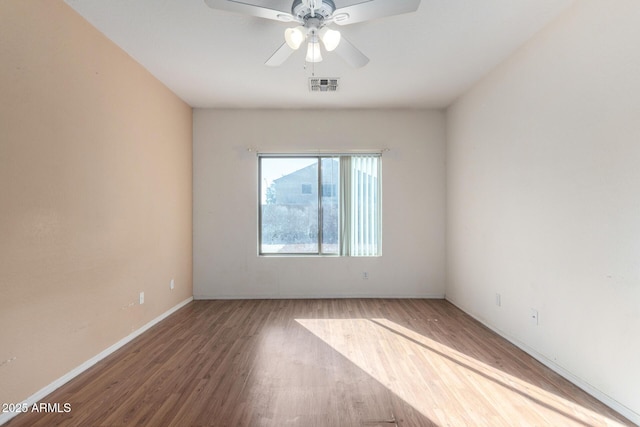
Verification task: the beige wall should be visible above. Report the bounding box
[446,0,640,422]
[0,0,192,406]
[193,109,446,298]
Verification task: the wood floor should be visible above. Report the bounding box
[7,299,634,426]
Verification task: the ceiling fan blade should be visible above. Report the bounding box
[203,0,295,22]
[265,42,295,67]
[333,0,421,26]
[334,37,369,68]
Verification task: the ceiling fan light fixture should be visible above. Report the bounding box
[284,26,306,50]
[305,41,323,63]
[318,27,341,51]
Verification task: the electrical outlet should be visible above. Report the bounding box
[362,272,369,280]
[530,308,538,325]
[170,279,175,290]
[139,292,145,305]
[495,293,501,307]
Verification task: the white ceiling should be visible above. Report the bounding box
[64,0,574,109]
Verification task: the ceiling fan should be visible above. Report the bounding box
[203,0,421,68]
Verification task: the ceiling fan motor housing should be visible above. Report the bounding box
[292,0,336,22]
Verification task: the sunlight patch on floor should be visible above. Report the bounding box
[295,318,625,427]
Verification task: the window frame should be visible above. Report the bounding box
[258,153,381,257]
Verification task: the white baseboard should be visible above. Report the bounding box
[445,297,640,426]
[0,297,193,426]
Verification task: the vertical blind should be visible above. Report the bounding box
[340,155,381,256]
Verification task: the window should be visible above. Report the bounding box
[259,155,381,256]
[301,183,312,194]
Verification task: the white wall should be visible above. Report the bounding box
[194,109,445,298]
[446,0,640,422]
